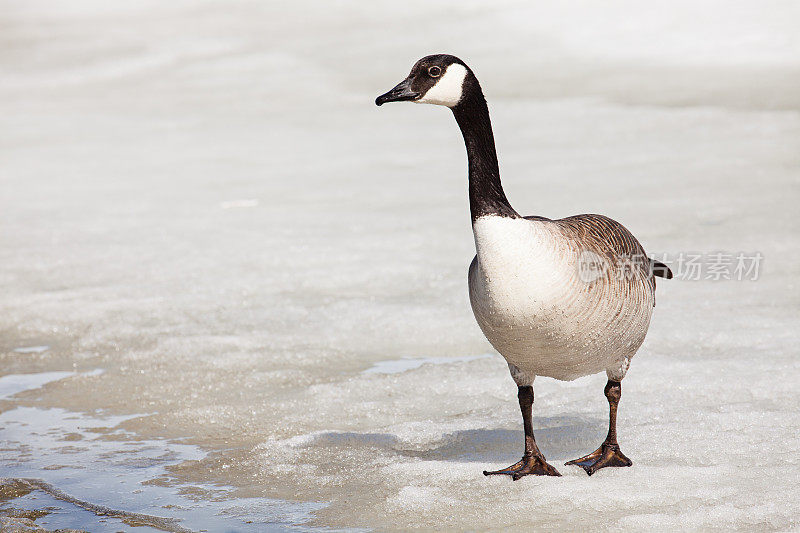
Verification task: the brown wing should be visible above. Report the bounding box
[525,213,666,304]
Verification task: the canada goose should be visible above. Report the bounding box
[376,54,672,478]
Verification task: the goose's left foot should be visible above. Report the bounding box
[565,443,631,476]
[484,453,562,479]
[566,379,632,476]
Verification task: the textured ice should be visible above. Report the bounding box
[1,0,799,531]
[363,354,492,374]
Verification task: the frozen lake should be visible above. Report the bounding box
[1,0,799,530]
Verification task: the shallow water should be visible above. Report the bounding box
[0,372,323,532]
[1,0,799,531]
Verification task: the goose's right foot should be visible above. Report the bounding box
[484,453,561,479]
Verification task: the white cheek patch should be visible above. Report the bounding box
[416,63,467,107]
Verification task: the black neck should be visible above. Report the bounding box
[451,84,517,221]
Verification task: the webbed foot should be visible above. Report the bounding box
[484,454,561,480]
[565,443,631,476]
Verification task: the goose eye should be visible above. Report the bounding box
[428,66,442,78]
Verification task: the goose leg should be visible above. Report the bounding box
[484,385,561,479]
[566,379,632,476]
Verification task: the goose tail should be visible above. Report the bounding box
[650,259,673,279]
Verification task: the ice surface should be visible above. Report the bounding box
[12,346,50,354]
[1,0,799,531]
[0,371,75,400]
[363,354,492,374]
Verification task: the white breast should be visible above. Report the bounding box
[468,216,653,382]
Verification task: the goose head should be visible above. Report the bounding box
[375,54,471,108]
